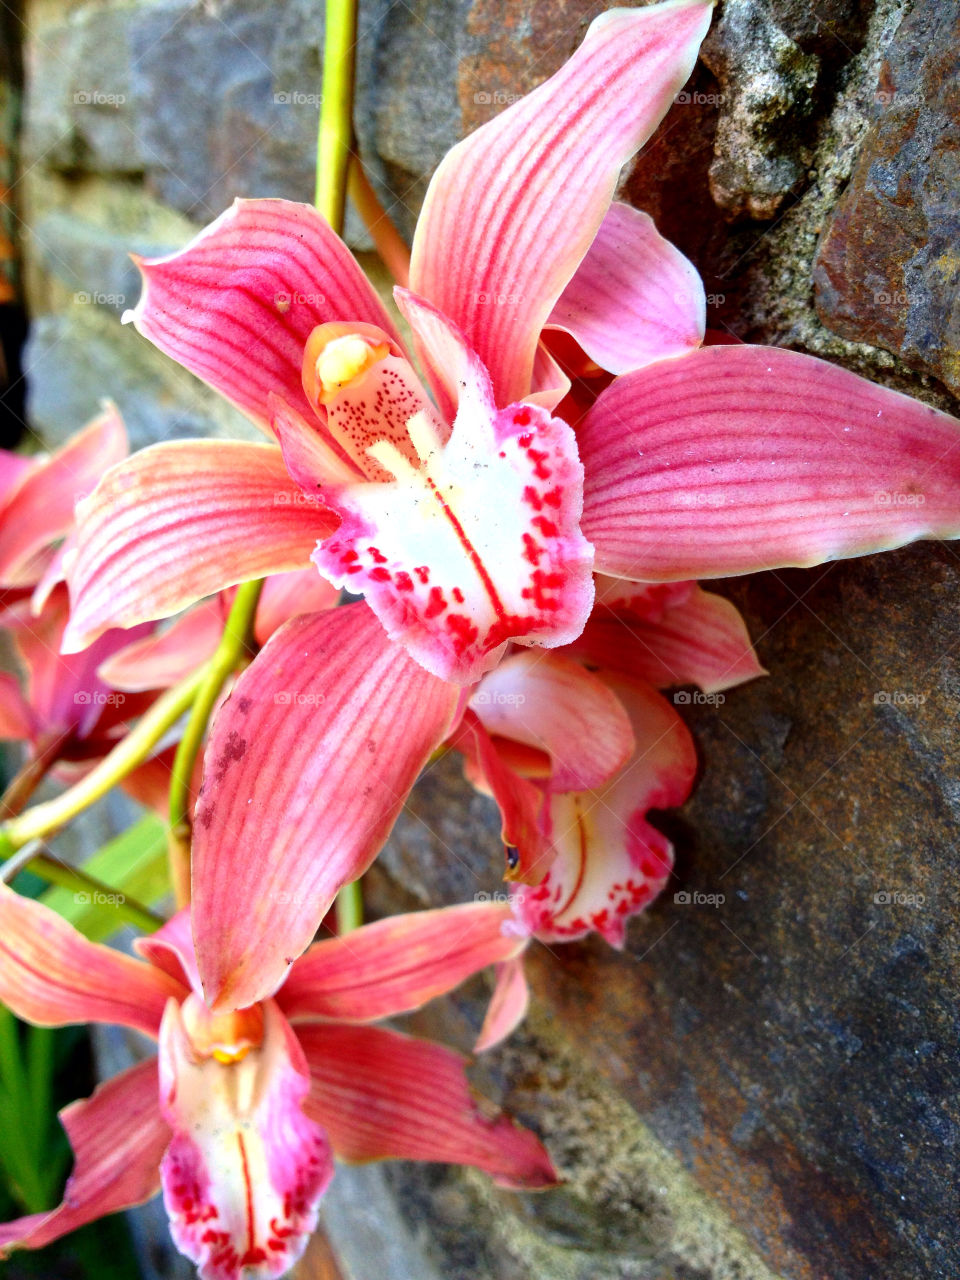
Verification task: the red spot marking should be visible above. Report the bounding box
[446,613,479,652]
[517,432,533,447]
[513,407,532,427]
[343,549,359,562]
[452,587,464,603]
[369,566,392,582]
[345,563,363,574]
[414,565,430,584]
[522,532,543,566]
[542,486,562,508]
[522,485,543,510]
[368,546,388,563]
[424,586,447,619]
[532,515,558,537]
[395,570,414,592]
[527,447,551,479]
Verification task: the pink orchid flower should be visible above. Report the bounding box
[459,578,768,1050]
[58,0,960,1006]
[0,885,554,1279]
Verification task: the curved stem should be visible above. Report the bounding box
[0,728,73,820]
[0,667,208,858]
[335,878,363,935]
[315,0,358,233]
[167,578,263,907]
[347,159,411,287]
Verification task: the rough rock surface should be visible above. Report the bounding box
[813,0,960,393]
[9,0,960,1277]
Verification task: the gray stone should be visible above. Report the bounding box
[28,210,169,315]
[23,311,256,452]
[22,8,143,174]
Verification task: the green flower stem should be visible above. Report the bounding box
[335,878,363,935]
[0,666,208,860]
[167,578,263,907]
[315,0,358,233]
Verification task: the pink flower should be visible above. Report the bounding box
[0,886,554,1279]
[58,0,960,1005]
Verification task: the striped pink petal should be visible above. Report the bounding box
[278,902,521,1023]
[475,954,531,1053]
[0,404,127,588]
[63,440,337,652]
[580,344,960,580]
[546,202,705,373]
[300,1023,557,1189]
[469,650,634,793]
[409,0,713,405]
[575,576,766,693]
[192,603,461,1012]
[125,199,400,432]
[0,883,186,1037]
[0,1059,168,1256]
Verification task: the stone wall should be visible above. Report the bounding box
[10,1,960,1278]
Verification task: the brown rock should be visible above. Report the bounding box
[813,0,960,393]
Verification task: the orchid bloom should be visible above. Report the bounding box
[58,0,960,1005]
[459,577,766,1050]
[0,885,554,1278]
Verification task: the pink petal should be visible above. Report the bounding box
[63,440,337,652]
[513,678,697,947]
[0,671,35,741]
[575,575,766,694]
[135,908,202,995]
[0,1059,168,1255]
[546,202,705,374]
[0,404,128,588]
[0,882,187,1036]
[97,599,225,692]
[0,450,34,504]
[469,650,634,792]
[409,1,713,405]
[580,344,960,580]
[159,999,333,1280]
[278,902,521,1023]
[251,568,340,645]
[313,315,594,683]
[125,198,400,433]
[192,603,460,1012]
[449,709,551,883]
[475,954,531,1053]
[300,1023,557,1189]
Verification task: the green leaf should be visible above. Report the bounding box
[40,814,169,941]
